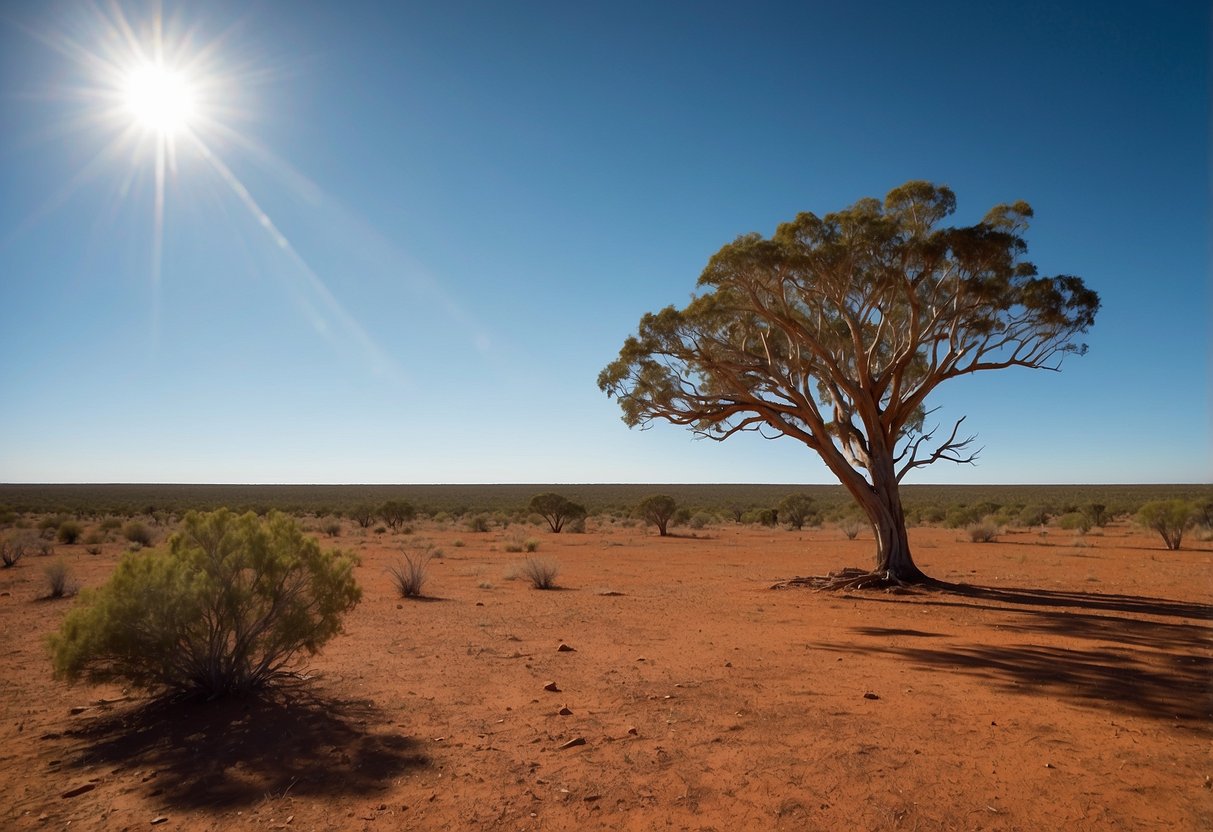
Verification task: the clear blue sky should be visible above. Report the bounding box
[0,0,1208,485]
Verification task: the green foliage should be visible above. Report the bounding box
[466,514,491,533]
[321,520,342,537]
[1080,502,1109,528]
[350,504,377,528]
[528,493,586,534]
[378,500,416,532]
[1017,504,1052,527]
[778,494,816,530]
[1,538,25,568]
[56,521,83,544]
[1056,512,1092,533]
[49,509,361,697]
[1136,500,1197,551]
[123,522,153,547]
[636,494,679,536]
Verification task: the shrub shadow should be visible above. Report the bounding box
[63,688,429,809]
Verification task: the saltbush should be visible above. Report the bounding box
[57,521,83,544]
[49,509,361,697]
[1136,500,1197,551]
[123,522,153,547]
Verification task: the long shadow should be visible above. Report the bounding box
[62,688,429,809]
[833,582,1212,729]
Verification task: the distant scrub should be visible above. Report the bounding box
[1136,500,1197,551]
[123,522,153,547]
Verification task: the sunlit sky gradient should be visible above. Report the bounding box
[1,1,1208,485]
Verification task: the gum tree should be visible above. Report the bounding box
[599,182,1099,587]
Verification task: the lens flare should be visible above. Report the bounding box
[123,63,195,135]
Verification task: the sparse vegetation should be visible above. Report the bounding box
[379,500,416,532]
[56,521,83,544]
[1,539,25,568]
[839,519,863,540]
[779,494,816,530]
[520,557,560,589]
[321,520,343,537]
[387,550,430,598]
[49,509,361,697]
[967,522,999,543]
[43,559,76,598]
[123,521,153,547]
[1136,500,1197,550]
[467,514,491,533]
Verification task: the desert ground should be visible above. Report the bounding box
[1,517,1209,831]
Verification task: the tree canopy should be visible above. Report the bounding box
[600,181,1099,586]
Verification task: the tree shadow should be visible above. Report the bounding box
[834,583,1212,730]
[62,688,429,810]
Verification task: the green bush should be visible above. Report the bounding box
[321,520,342,537]
[529,493,586,533]
[1136,500,1197,551]
[49,510,361,697]
[636,494,678,536]
[379,500,416,532]
[57,521,83,544]
[467,514,491,533]
[778,494,815,530]
[123,522,153,547]
[43,559,76,598]
[967,522,999,543]
[1056,512,1092,533]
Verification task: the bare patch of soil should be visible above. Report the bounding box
[2,521,1209,830]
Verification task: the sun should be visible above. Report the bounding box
[122,62,196,136]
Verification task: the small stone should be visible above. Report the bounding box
[150,817,168,825]
[61,783,96,798]
[863,692,880,700]
[378,803,387,811]
[636,657,646,662]
[558,706,573,716]
[1044,762,1054,768]
[557,643,576,652]
[724,661,732,667]
[475,601,484,606]
[627,726,638,735]
[69,706,90,715]
[543,681,560,692]
[558,737,586,750]
[583,794,601,802]
[396,604,402,609]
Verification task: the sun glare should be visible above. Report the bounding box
[123,63,195,135]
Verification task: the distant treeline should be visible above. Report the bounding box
[0,483,1208,520]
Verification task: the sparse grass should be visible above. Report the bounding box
[477,580,494,590]
[43,559,76,598]
[321,520,342,537]
[839,519,862,540]
[519,557,560,590]
[503,533,541,554]
[85,545,102,556]
[967,523,999,543]
[387,550,430,598]
[452,538,466,548]
[1,539,24,568]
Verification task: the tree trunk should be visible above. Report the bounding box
[853,455,928,584]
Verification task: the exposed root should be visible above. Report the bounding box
[771,567,923,592]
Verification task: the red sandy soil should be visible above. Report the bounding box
[1,520,1209,831]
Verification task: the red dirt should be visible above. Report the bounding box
[2,521,1209,830]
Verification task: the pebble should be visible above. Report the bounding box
[557,643,576,652]
[558,706,573,716]
[61,783,96,799]
[558,737,586,750]
[863,692,880,700]
[151,817,168,826]
[543,681,560,692]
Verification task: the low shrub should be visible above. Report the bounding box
[85,545,103,556]
[467,514,491,533]
[48,509,361,697]
[839,519,863,540]
[687,512,714,530]
[1136,500,1197,550]
[1056,512,1092,534]
[1,539,25,568]
[321,520,342,538]
[123,522,153,547]
[387,551,430,598]
[57,521,83,544]
[520,557,560,590]
[99,517,123,532]
[43,559,76,598]
[83,530,105,546]
[967,522,999,543]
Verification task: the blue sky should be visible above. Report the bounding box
[0,0,1208,485]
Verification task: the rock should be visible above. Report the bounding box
[724,661,732,667]
[475,601,484,606]
[61,783,96,798]
[557,643,576,652]
[543,681,560,692]
[627,726,638,735]
[151,817,169,825]
[863,692,880,700]
[584,793,601,802]
[69,706,89,715]
[558,706,572,716]
[557,737,586,750]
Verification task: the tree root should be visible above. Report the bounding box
[771,567,922,592]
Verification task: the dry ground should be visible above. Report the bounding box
[1,520,1209,831]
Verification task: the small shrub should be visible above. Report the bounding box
[529,493,586,533]
[967,523,999,543]
[43,559,76,598]
[1056,512,1092,533]
[520,557,560,590]
[321,520,342,538]
[82,530,105,546]
[123,522,153,547]
[1136,500,1197,550]
[779,494,816,530]
[127,541,143,553]
[387,551,430,598]
[467,514,491,533]
[57,521,83,544]
[373,525,388,534]
[567,516,587,534]
[688,512,714,530]
[49,510,361,697]
[37,541,56,556]
[85,545,103,556]
[523,538,540,553]
[839,519,863,540]
[379,500,417,532]
[1,539,25,568]
[452,538,466,548]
